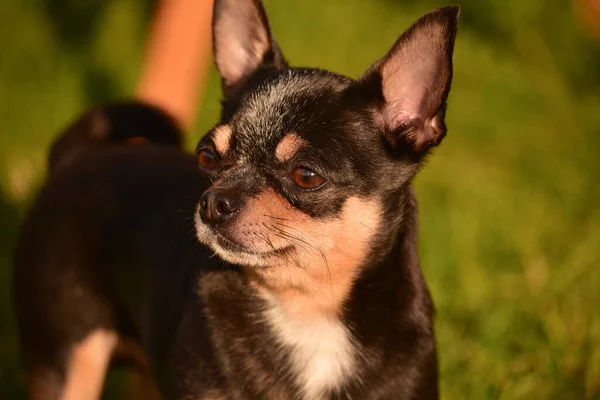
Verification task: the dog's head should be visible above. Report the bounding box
[195,0,459,300]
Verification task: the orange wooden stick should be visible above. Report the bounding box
[136,0,214,131]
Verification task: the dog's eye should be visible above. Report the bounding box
[292,167,325,189]
[199,149,218,170]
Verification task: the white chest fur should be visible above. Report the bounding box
[262,296,356,399]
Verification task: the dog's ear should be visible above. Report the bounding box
[357,6,460,154]
[212,0,287,97]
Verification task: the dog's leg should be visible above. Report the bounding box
[118,337,164,400]
[59,329,118,400]
[126,369,164,400]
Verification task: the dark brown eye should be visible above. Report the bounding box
[199,149,218,170]
[292,167,325,189]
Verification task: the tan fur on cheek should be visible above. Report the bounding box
[275,133,305,163]
[212,125,232,155]
[234,190,382,315]
[292,197,381,312]
[229,189,301,254]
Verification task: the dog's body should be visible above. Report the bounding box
[14,2,459,399]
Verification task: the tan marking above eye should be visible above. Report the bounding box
[212,125,232,155]
[275,133,306,163]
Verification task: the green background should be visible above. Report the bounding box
[1,0,599,398]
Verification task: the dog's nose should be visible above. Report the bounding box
[199,189,242,225]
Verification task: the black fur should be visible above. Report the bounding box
[14,2,460,399]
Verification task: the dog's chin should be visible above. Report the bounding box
[194,212,290,268]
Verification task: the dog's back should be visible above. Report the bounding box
[14,140,208,399]
[47,101,182,173]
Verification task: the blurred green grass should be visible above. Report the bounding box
[1,0,599,398]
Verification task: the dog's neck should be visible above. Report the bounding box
[246,264,356,320]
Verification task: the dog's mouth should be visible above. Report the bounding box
[214,231,292,257]
[194,209,294,267]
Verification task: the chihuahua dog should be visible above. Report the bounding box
[13,1,460,399]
